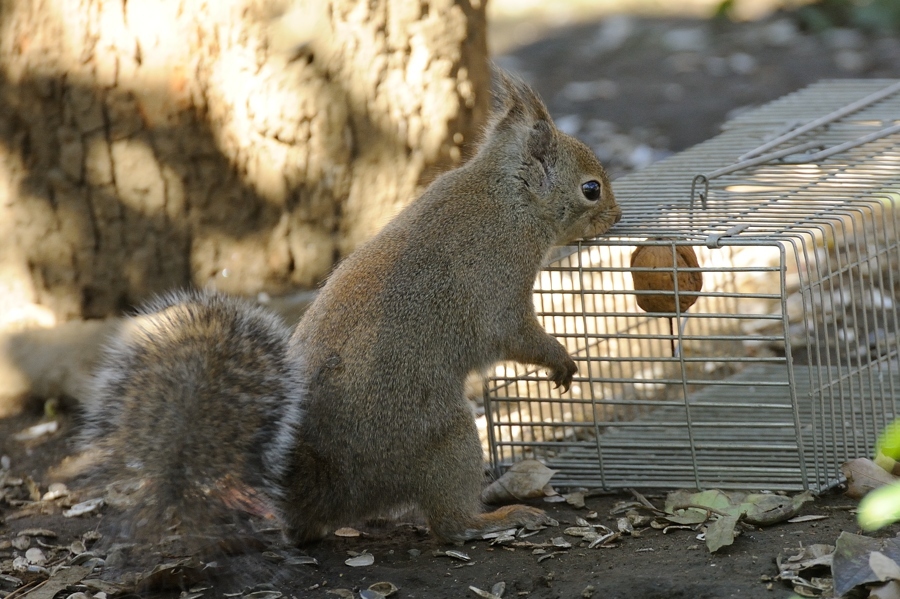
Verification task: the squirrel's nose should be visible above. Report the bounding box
[614,209,623,224]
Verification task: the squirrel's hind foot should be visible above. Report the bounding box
[434,504,557,543]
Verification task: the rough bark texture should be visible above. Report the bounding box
[0,0,489,323]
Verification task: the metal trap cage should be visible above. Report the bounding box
[484,79,900,492]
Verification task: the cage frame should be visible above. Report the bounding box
[483,79,900,493]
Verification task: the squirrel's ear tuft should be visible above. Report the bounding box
[488,67,552,133]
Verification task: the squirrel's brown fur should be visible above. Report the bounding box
[80,70,621,549]
[283,71,620,543]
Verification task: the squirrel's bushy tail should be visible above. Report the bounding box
[79,289,304,550]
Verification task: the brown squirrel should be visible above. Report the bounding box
[79,70,621,549]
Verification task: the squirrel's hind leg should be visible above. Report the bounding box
[417,420,554,543]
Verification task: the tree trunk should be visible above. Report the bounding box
[0,0,489,323]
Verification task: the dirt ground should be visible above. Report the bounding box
[0,410,880,599]
[4,8,900,599]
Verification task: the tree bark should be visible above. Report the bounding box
[0,0,489,322]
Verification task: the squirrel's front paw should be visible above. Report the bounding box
[549,357,577,392]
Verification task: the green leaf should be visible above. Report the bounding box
[878,420,900,461]
[859,483,900,531]
[706,513,740,553]
[665,489,740,525]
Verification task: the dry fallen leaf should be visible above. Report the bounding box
[137,557,209,592]
[442,550,471,562]
[550,536,572,549]
[469,586,502,599]
[871,580,900,599]
[787,514,828,523]
[832,532,900,596]
[843,457,900,498]
[367,582,399,597]
[345,553,375,567]
[63,497,104,518]
[17,528,57,538]
[283,555,318,566]
[871,551,900,582]
[777,544,835,573]
[481,460,557,504]
[665,488,812,553]
[13,565,91,599]
[705,513,740,553]
[742,491,814,526]
[334,527,361,538]
[563,490,586,509]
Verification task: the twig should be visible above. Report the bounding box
[5,578,44,599]
[628,488,665,515]
[670,503,732,519]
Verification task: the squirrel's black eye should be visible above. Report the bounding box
[581,180,602,201]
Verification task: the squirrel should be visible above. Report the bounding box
[77,70,622,550]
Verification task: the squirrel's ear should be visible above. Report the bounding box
[526,119,555,166]
[488,67,552,133]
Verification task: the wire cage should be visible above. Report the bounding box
[484,79,900,492]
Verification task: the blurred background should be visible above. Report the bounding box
[1,0,900,414]
[489,0,900,179]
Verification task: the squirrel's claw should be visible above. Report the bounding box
[550,358,577,392]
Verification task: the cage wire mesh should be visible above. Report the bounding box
[484,79,900,492]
